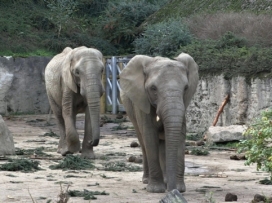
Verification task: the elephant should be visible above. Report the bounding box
[120,53,199,193]
[44,46,104,159]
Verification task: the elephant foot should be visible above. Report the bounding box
[177,181,186,193]
[142,177,148,184]
[146,181,166,193]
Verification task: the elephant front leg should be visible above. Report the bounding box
[141,114,165,193]
[62,113,80,156]
[81,108,95,159]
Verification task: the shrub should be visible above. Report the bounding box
[178,32,272,79]
[134,18,192,56]
[100,0,164,48]
[238,108,272,180]
[185,12,272,47]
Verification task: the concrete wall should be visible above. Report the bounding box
[0,56,51,115]
[0,56,271,134]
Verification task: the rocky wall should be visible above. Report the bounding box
[0,56,51,115]
[187,74,272,134]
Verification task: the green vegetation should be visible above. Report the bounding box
[0,0,272,78]
[15,147,52,157]
[238,108,272,181]
[134,18,192,56]
[68,189,109,200]
[190,148,210,156]
[49,155,95,170]
[0,159,41,172]
[179,32,272,80]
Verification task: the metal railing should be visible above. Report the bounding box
[105,56,131,114]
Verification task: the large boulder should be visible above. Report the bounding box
[206,125,246,144]
[0,115,15,155]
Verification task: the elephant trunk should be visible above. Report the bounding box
[161,102,185,191]
[86,76,101,146]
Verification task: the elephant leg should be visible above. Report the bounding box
[121,94,149,183]
[137,111,165,193]
[48,96,66,153]
[177,117,186,192]
[159,139,167,184]
[81,107,95,159]
[135,123,149,184]
[62,111,80,155]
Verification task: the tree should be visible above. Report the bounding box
[45,0,78,37]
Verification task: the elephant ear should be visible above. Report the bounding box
[175,53,199,108]
[62,48,78,93]
[120,55,153,114]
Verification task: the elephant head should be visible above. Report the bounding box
[62,46,104,146]
[120,53,198,191]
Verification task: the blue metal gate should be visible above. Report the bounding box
[105,56,131,114]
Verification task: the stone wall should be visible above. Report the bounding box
[0,56,271,134]
[0,56,51,115]
[187,74,272,134]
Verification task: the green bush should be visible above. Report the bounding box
[134,18,192,56]
[238,108,272,180]
[100,0,164,50]
[179,32,272,79]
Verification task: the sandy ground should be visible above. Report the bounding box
[0,114,271,203]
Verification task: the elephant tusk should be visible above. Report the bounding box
[156,116,160,122]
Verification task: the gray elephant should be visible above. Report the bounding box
[120,53,198,193]
[45,46,104,159]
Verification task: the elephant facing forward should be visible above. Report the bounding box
[120,53,199,193]
[45,46,104,159]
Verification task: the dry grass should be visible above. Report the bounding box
[186,12,272,46]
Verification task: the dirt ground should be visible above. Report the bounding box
[0,114,271,203]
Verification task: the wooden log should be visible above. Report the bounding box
[212,94,230,126]
[159,189,188,203]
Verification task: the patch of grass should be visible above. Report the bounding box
[0,158,41,172]
[186,133,202,141]
[6,174,17,177]
[15,147,52,157]
[259,178,272,185]
[104,162,142,172]
[68,189,109,200]
[49,155,95,171]
[111,124,128,131]
[190,148,210,156]
[40,130,59,138]
[213,141,240,149]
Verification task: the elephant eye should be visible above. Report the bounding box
[75,69,80,75]
[150,85,157,91]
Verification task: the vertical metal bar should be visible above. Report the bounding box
[106,59,111,107]
[111,56,117,114]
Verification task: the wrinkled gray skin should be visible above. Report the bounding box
[45,46,104,159]
[120,53,198,193]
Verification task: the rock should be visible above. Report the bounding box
[134,157,142,164]
[0,115,15,155]
[225,193,238,201]
[230,154,246,160]
[206,125,246,144]
[116,112,123,119]
[253,194,266,202]
[196,140,205,146]
[128,156,136,162]
[130,141,139,148]
[160,189,188,203]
